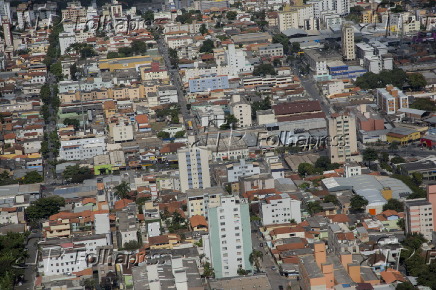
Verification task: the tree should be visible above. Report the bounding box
[315,156,333,171]
[410,98,436,112]
[199,23,208,35]
[379,152,389,164]
[63,118,80,130]
[350,195,368,211]
[70,63,78,80]
[107,51,119,59]
[114,181,131,199]
[131,40,147,55]
[272,33,289,54]
[307,201,323,215]
[174,130,186,138]
[290,42,300,53]
[382,198,404,212]
[237,268,249,275]
[123,240,140,250]
[0,233,28,290]
[391,156,406,164]
[251,96,271,119]
[389,141,400,151]
[324,195,339,205]
[26,196,65,221]
[50,61,63,80]
[355,69,408,90]
[412,172,423,186]
[408,73,427,91]
[168,48,179,67]
[200,39,215,53]
[220,114,238,129]
[226,11,238,20]
[249,250,263,272]
[203,262,215,278]
[396,282,415,290]
[63,164,93,183]
[298,163,315,177]
[21,171,43,184]
[157,131,170,139]
[362,148,378,168]
[252,63,276,76]
[142,10,154,22]
[83,278,96,290]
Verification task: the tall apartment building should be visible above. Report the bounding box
[376,85,409,114]
[227,159,260,183]
[278,4,313,31]
[328,113,359,164]
[427,184,436,231]
[229,95,252,128]
[178,145,211,192]
[308,0,350,18]
[341,22,355,61]
[203,196,253,278]
[0,0,11,22]
[405,198,434,241]
[186,187,224,218]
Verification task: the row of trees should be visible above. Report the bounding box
[0,171,43,186]
[107,40,148,59]
[355,69,427,91]
[298,156,341,177]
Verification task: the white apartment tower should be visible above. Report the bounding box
[203,196,253,278]
[341,22,355,61]
[328,113,359,164]
[177,145,211,193]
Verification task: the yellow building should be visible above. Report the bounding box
[148,234,181,249]
[386,127,420,145]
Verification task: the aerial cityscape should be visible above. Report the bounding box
[1,0,436,289]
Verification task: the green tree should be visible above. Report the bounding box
[70,63,78,80]
[200,39,215,53]
[272,33,289,54]
[168,48,179,67]
[49,61,63,80]
[355,69,408,90]
[298,162,315,177]
[252,63,276,76]
[174,130,186,138]
[410,98,436,112]
[290,42,300,53]
[21,171,43,184]
[0,232,28,289]
[396,282,415,290]
[249,249,263,272]
[142,10,154,22]
[131,40,147,55]
[220,114,238,129]
[324,195,339,205]
[389,141,400,151]
[107,51,119,59]
[237,268,249,275]
[226,11,238,20]
[199,23,208,35]
[157,131,171,139]
[114,181,131,199]
[203,262,215,278]
[251,96,271,119]
[412,172,423,186]
[83,278,96,290]
[63,118,80,130]
[391,156,406,164]
[408,73,427,91]
[382,198,404,212]
[307,201,323,215]
[62,164,94,183]
[26,196,65,221]
[350,195,368,211]
[379,152,389,163]
[123,240,140,250]
[362,148,378,168]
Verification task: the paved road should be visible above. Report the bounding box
[251,227,291,290]
[155,29,198,136]
[16,231,42,290]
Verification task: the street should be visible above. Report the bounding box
[16,230,42,290]
[251,226,291,290]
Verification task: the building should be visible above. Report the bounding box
[399,158,436,181]
[260,193,301,225]
[405,198,434,241]
[109,123,134,142]
[304,49,342,81]
[188,75,229,93]
[59,137,106,161]
[376,85,409,115]
[229,95,252,128]
[298,243,332,289]
[227,159,261,183]
[203,196,253,278]
[328,113,359,164]
[258,43,284,57]
[386,127,420,145]
[341,22,355,61]
[187,187,224,218]
[224,44,253,77]
[177,143,211,193]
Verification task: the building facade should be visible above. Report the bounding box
[328,113,359,164]
[341,22,355,61]
[178,146,211,192]
[405,198,434,241]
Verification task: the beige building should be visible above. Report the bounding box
[341,22,356,61]
[405,198,434,241]
[278,5,313,31]
[109,123,134,143]
[230,95,252,128]
[186,187,224,218]
[177,144,211,193]
[328,113,359,164]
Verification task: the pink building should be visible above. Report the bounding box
[405,198,434,241]
[427,184,436,231]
